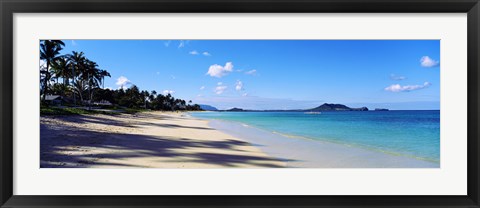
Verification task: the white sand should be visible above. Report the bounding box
[40,112,285,168]
[40,111,438,168]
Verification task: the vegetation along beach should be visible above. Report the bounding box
[40,40,440,168]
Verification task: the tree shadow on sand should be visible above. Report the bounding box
[40,116,293,168]
[46,114,137,128]
[45,114,214,130]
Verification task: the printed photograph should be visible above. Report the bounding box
[40,40,440,168]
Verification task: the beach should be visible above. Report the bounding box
[41,111,439,168]
[40,112,285,168]
[38,40,441,169]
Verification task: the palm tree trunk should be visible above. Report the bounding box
[88,74,91,110]
[41,60,50,102]
[72,68,76,106]
[78,90,83,103]
[77,80,84,103]
[63,77,68,98]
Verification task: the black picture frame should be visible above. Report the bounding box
[1,0,479,207]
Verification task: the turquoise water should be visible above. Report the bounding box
[190,111,440,163]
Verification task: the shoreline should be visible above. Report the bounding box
[40,111,439,168]
[203,118,439,168]
[40,111,285,168]
[214,118,438,164]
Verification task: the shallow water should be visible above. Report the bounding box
[190,111,440,164]
[205,119,438,168]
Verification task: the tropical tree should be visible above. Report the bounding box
[40,40,65,101]
[67,51,87,105]
[50,56,72,96]
[149,90,157,102]
[50,83,70,96]
[141,90,150,109]
[73,79,87,103]
[99,70,111,89]
[82,60,102,108]
[39,41,202,111]
[165,93,174,110]
[175,99,186,110]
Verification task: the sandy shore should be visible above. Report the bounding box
[40,112,286,168]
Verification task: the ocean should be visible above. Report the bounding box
[190,110,440,163]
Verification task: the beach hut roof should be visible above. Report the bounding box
[45,95,62,101]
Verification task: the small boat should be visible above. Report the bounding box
[304,111,321,114]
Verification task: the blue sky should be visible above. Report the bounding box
[59,40,440,110]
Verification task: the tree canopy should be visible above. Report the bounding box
[40,40,202,111]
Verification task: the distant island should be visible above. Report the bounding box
[309,103,368,111]
[199,104,218,111]
[226,107,245,112]
[217,103,378,112]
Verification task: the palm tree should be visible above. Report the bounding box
[73,79,87,103]
[50,56,72,97]
[180,100,187,110]
[68,51,87,105]
[157,94,166,110]
[165,94,174,111]
[50,83,70,96]
[99,70,111,89]
[40,40,65,101]
[149,90,157,101]
[68,54,103,108]
[82,60,102,109]
[141,90,150,109]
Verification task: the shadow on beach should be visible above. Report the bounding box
[40,113,288,168]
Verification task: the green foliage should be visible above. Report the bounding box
[40,40,65,101]
[91,86,203,111]
[40,40,203,113]
[124,108,147,114]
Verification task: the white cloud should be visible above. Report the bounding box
[164,41,171,47]
[214,85,227,95]
[178,41,185,48]
[200,86,205,90]
[177,40,190,48]
[384,82,431,92]
[235,80,244,91]
[217,82,223,85]
[189,50,199,55]
[206,62,234,78]
[242,93,248,97]
[390,74,406,80]
[420,56,439,67]
[116,76,132,89]
[203,52,211,56]
[245,69,257,75]
[162,90,175,95]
